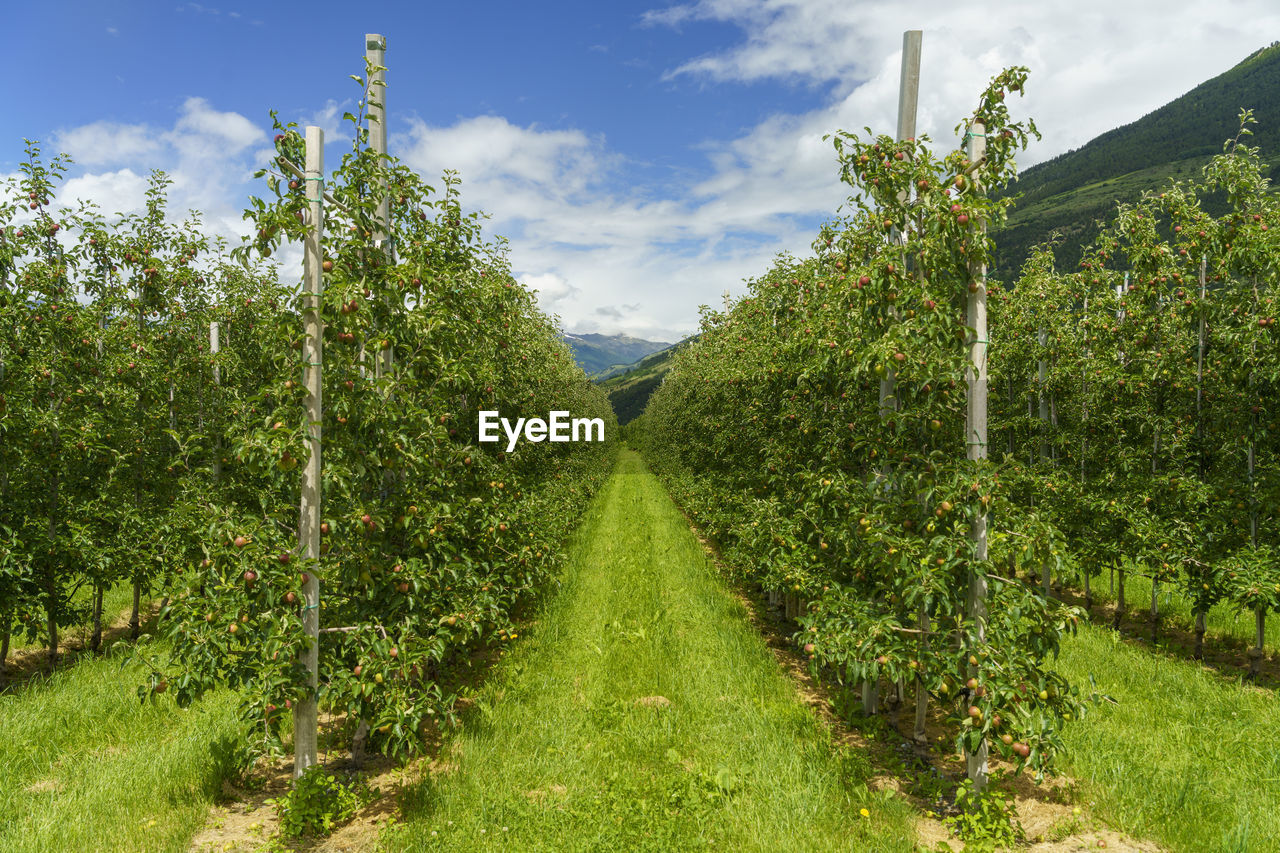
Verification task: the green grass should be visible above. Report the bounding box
[0,641,245,852]
[9,582,140,655]
[387,450,916,852]
[1081,566,1280,657]
[1058,622,1280,852]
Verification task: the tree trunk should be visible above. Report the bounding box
[90,584,105,653]
[1193,610,1206,661]
[46,592,58,671]
[349,718,371,769]
[862,679,879,716]
[1150,579,1159,643]
[913,605,929,743]
[0,626,10,684]
[1249,609,1266,679]
[1083,569,1092,611]
[1112,568,1125,631]
[129,578,142,639]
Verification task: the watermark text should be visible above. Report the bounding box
[478,410,605,452]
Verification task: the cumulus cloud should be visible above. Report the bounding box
[396,115,608,203]
[43,98,269,254]
[167,97,261,156]
[392,113,816,339]
[520,271,581,307]
[58,169,150,217]
[54,121,161,168]
[644,0,1280,165]
[30,2,1280,342]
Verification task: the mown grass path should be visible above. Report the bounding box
[0,644,243,853]
[390,450,916,851]
[1058,624,1280,852]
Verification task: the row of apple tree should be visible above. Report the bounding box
[990,111,1278,672]
[635,70,1087,785]
[0,145,281,674]
[0,94,617,764]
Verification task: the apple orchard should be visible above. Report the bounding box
[1,38,1277,819]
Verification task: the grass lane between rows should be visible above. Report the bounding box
[388,449,917,852]
[0,642,244,853]
[1058,621,1280,852]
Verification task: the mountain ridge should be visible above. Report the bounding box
[994,41,1280,275]
[561,332,674,377]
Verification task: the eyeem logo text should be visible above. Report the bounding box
[478,411,605,452]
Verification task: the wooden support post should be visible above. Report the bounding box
[211,321,221,484]
[964,121,989,792]
[1111,273,1126,626]
[869,28,921,720]
[1195,258,1206,477]
[366,33,394,381]
[294,125,324,780]
[1038,327,1049,463]
[1081,294,1092,609]
[1039,330,1051,597]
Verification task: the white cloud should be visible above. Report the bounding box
[58,169,149,217]
[168,97,260,154]
[30,3,1280,344]
[644,0,1280,167]
[45,99,267,253]
[394,114,794,340]
[397,115,607,201]
[520,271,580,307]
[54,121,161,167]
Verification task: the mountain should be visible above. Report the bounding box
[994,41,1280,276]
[562,333,673,377]
[596,339,690,426]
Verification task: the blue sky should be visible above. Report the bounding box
[6,1,1280,341]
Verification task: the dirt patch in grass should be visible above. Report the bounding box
[681,522,1164,853]
[187,605,532,851]
[187,745,408,853]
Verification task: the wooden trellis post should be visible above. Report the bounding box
[867,28,921,720]
[1113,272,1128,627]
[1193,257,1208,657]
[1081,293,1091,608]
[964,121,989,792]
[1038,326,1052,598]
[1248,278,1264,678]
[211,321,221,484]
[294,124,324,779]
[367,33,394,381]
